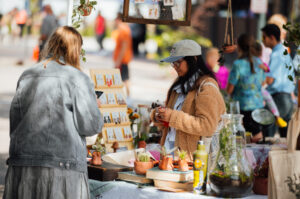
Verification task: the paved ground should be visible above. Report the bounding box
[0,36,175,197]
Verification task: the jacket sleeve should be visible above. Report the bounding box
[168,80,226,137]
[73,79,104,137]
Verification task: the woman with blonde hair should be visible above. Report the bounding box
[3,26,103,199]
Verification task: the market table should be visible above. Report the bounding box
[89,180,268,199]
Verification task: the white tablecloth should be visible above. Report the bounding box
[90,180,267,199]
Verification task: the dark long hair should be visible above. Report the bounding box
[237,34,255,74]
[167,55,216,100]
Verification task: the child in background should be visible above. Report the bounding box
[252,41,287,128]
[205,47,229,90]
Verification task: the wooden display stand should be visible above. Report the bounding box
[90,69,134,153]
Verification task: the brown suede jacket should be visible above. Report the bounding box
[159,75,226,160]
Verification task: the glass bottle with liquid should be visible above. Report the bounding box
[193,140,208,194]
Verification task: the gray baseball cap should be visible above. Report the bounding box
[160,39,202,63]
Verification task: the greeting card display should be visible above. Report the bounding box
[103,112,112,124]
[113,74,122,86]
[120,111,128,123]
[112,112,121,124]
[99,93,108,105]
[95,74,105,87]
[124,126,132,139]
[106,128,115,142]
[114,127,124,141]
[164,0,174,6]
[116,93,126,105]
[90,69,134,152]
[105,74,113,87]
[107,93,117,105]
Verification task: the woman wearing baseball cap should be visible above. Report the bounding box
[153,39,226,160]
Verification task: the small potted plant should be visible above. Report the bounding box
[134,152,154,175]
[177,149,189,171]
[159,146,173,171]
[253,157,269,195]
[91,140,105,166]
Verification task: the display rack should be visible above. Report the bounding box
[90,69,134,152]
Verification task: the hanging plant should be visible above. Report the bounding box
[218,0,236,65]
[72,0,97,29]
[72,0,97,62]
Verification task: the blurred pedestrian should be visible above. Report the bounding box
[15,9,27,37]
[113,13,133,97]
[252,41,287,128]
[95,11,105,51]
[261,14,288,65]
[227,34,266,143]
[3,26,104,199]
[261,24,295,138]
[130,23,146,56]
[205,47,229,90]
[152,39,226,158]
[39,5,58,59]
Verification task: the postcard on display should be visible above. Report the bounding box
[107,93,116,104]
[103,112,112,124]
[95,74,105,87]
[172,5,184,20]
[114,127,124,141]
[99,93,108,105]
[106,128,115,142]
[113,73,122,86]
[163,0,174,6]
[149,4,159,19]
[112,112,121,124]
[105,74,113,86]
[120,111,128,123]
[124,126,132,139]
[116,93,126,105]
[135,0,145,3]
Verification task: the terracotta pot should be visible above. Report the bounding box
[178,159,189,172]
[253,177,268,195]
[92,151,102,165]
[134,161,153,175]
[138,140,146,149]
[78,5,93,16]
[222,44,237,54]
[159,156,173,171]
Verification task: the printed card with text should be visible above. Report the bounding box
[120,111,128,123]
[113,73,122,85]
[163,0,174,6]
[116,93,126,105]
[106,128,115,142]
[103,112,112,124]
[95,74,105,87]
[171,5,184,20]
[99,93,108,105]
[124,126,132,139]
[114,127,124,141]
[105,74,113,87]
[112,112,121,124]
[107,93,116,104]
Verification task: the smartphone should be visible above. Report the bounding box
[95,91,104,99]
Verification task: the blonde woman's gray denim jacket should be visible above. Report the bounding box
[7,60,103,173]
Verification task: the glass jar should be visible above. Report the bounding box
[208,114,253,198]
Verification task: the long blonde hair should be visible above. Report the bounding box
[41,26,83,70]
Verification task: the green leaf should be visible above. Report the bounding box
[286,65,289,68]
[284,49,288,55]
[283,41,289,47]
[288,75,293,81]
[289,66,292,70]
